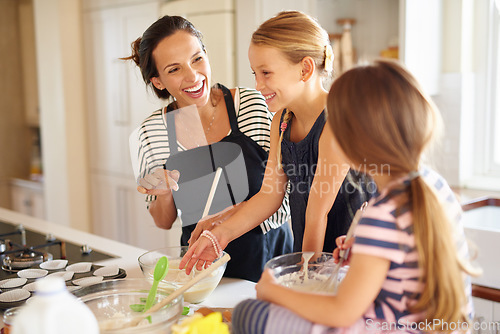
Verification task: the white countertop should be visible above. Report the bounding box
[0,208,256,309]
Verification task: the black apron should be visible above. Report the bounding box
[165,84,292,282]
[281,110,377,252]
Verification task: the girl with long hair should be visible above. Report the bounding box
[180,10,373,274]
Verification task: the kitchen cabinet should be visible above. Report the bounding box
[89,174,180,250]
[316,0,441,95]
[236,0,441,95]
[472,297,500,334]
[161,0,236,87]
[18,0,39,127]
[83,0,181,249]
[10,178,45,219]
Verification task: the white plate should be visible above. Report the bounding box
[0,289,30,303]
[66,262,92,273]
[93,265,119,277]
[65,285,81,292]
[72,276,103,287]
[47,271,74,281]
[40,259,68,270]
[22,282,37,292]
[0,278,27,289]
[17,269,48,279]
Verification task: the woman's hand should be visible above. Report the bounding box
[255,269,278,302]
[137,168,180,195]
[332,235,355,265]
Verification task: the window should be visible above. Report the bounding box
[492,0,500,169]
[467,0,500,189]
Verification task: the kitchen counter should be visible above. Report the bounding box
[0,208,256,309]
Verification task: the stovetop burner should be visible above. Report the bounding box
[0,220,126,310]
[0,221,117,279]
[2,250,53,272]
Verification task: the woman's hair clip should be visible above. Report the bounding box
[280,122,288,132]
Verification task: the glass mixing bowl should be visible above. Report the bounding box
[264,251,348,293]
[73,278,183,334]
[138,246,227,304]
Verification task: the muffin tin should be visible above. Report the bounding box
[0,261,126,309]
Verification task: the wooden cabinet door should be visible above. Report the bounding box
[90,173,181,249]
[84,2,162,175]
[161,0,236,87]
[10,180,45,219]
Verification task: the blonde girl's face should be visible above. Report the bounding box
[248,44,303,113]
[151,31,211,109]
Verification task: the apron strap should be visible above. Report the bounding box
[218,84,241,134]
[165,106,179,155]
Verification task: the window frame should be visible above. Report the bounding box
[464,0,500,190]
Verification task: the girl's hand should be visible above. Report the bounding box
[188,203,243,245]
[256,269,278,301]
[179,233,220,274]
[333,235,355,265]
[137,168,180,195]
[188,215,222,245]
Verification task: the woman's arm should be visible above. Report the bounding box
[302,125,350,252]
[139,169,180,230]
[257,253,390,327]
[148,191,178,229]
[180,112,289,273]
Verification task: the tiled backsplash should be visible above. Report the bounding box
[431,72,463,187]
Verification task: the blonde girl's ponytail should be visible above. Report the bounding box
[276,110,293,169]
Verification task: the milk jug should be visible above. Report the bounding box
[11,276,99,334]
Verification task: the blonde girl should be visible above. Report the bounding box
[232,59,477,334]
[180,11,373,273]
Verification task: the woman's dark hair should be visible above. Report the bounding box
[123,15,205,99]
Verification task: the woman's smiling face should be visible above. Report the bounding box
[151,30,212,109]
[248,43,303,113]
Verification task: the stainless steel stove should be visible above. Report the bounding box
[0,221,114,278]
[0,220,126,309]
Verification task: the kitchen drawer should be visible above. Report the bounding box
[10,178,45,219]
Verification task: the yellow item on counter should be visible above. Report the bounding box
[172,312,229,334]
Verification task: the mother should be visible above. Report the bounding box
[125,15,293,282]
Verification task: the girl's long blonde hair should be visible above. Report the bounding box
[251,11,333,168]
[327,59,478,331]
